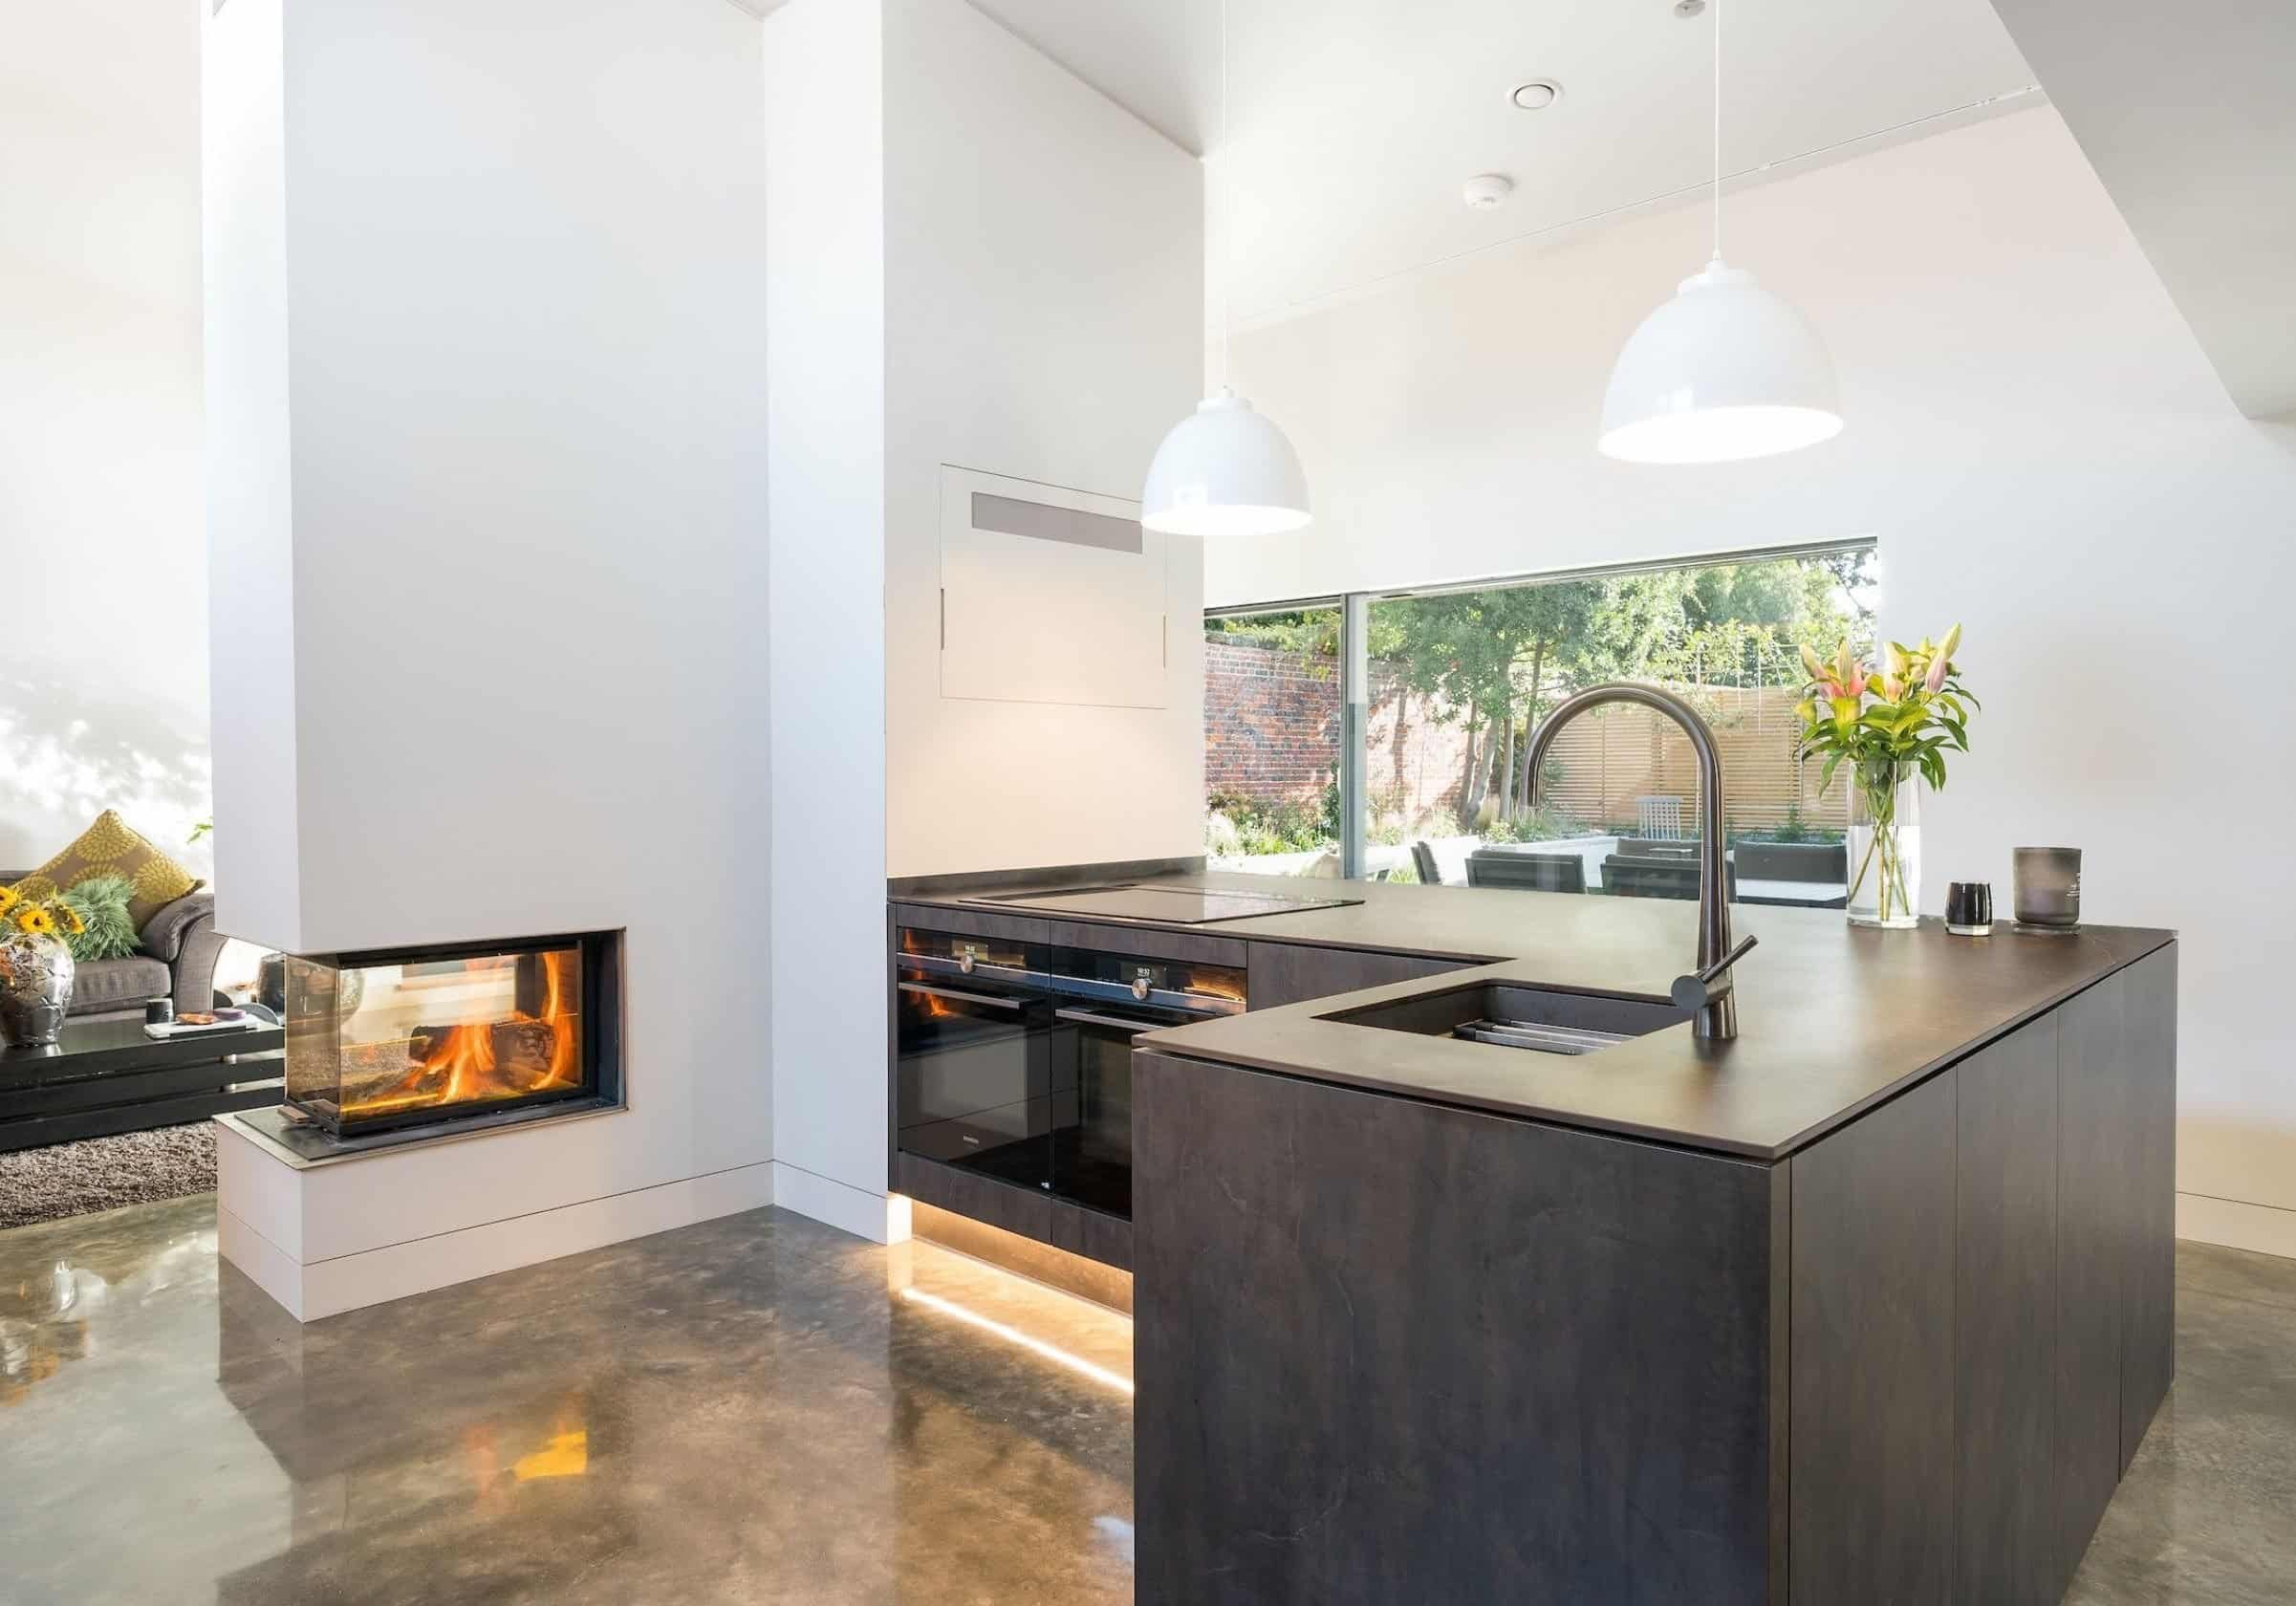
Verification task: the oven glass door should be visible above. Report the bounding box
[896,977,1070,1194]
[1050,1004,1200,1222]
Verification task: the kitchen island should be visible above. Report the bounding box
[1105,874,2176,1606]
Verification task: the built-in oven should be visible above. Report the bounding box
[895,927,1245,1224]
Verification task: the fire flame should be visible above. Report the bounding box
[348,950,582,1119]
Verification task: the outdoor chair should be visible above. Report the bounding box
[1466,851,1587,894]
[1411,840,1443,885]
[1603,855,1737,901]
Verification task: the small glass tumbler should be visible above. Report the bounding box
[1945,881,1993,936]
[2013,847,2082,929]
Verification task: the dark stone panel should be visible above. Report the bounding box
[2056,974,2131,1595]
[909,1200,1133,1314]
[895,1152,1051,1244]
[1243,942,1470,1011]
[1790,1071,1957,1606]
[1956,1015,2062,1604]
[890,902,1248,968]
[1050,1198,1134,1272]
[2118,948,2177,1469]
[1134,1049,1782,1606]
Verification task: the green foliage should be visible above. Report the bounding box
[1204,792,1335,857]
[60,875,140,962]
[1208,610,1341,666]
[1371,553,1875,830]
[1482,804,1587,844]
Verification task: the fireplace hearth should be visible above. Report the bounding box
[273,931,623,1149]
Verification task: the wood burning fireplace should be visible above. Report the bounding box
[277,931,623,1145]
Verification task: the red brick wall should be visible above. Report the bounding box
[1366,666,1474,833]
[1204,640,1474,831]
[1203,640,1339,804]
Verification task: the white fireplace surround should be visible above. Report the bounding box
[204,0,1200,1317]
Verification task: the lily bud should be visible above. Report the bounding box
[1799,643,1830,684]
[1938,621,1961,663]
[1924,652,1950,693]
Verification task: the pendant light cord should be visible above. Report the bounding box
[1711,0,1722,262]
[1217,0,1232,394]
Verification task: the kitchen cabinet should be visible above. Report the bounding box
[1137,941,2178,1606]
[1245,941,1472,1010]
[937,467,1172,710]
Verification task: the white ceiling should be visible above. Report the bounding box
[967,0,2039,327]
[1989,0,2296,419]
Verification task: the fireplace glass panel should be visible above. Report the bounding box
[285,940,596,1135]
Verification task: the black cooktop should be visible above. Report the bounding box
[963,882,1362,925]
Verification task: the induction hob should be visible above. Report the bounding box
[962,882,1363,925]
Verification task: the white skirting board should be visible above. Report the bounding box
[217,1131,776,1321]
[2177,1191,2296,1262]
[770,1159,908,1246]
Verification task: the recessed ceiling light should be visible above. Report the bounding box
[1510,79,1562,111]
[1462,173,1516,210]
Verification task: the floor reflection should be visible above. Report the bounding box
[0,1196,1132,1606]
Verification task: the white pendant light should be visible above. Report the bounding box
[1598,0,1841,464]
[1141,0,1311,537]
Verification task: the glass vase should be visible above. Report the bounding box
[1847,763,1921,929]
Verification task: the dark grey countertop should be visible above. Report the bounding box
[894,871,2176,1161]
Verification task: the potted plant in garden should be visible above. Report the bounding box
[1795,625,1977,928]
[0,884,88,1048]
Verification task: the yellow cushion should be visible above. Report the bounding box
[11,810,204,931]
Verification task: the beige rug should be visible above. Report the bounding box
[0,1123,217,1231]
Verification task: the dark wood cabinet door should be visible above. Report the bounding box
[1955,1016,2062,1604]
[2119,948,2177,1468]
[2055,973,2131,1594]
[1135,1049,1785,1606]
[1245,942,1468,1010]
[1789,1071,1957,1606]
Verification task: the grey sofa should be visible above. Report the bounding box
[1,875,228,1024]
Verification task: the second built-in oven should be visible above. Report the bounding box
[895,927,1245,1224]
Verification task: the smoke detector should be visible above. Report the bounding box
[1510,79,1562,111]
[1674,0,1707,15]
[1462,173,1516,210]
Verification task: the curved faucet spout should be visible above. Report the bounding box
[1526,684,1742,1041]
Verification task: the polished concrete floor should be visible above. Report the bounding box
[0,1198,2288,1605]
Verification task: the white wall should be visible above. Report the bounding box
[1210,106,2296,1256]
[753,0,1203,1232]
[206,0,775,1289]
[880,0,1204,880]
[1,0,209,873]
[764,0,892,1236]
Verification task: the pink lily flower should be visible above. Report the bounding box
[1923,653,1949,693]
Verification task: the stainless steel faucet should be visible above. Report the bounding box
[1526,684,1754,1041]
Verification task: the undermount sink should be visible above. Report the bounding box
[1323,982,1692,1056]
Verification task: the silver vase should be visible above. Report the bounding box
[0,933,76,1049]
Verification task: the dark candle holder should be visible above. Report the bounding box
[1945,882,1993,936]
[2013,847,2082,931]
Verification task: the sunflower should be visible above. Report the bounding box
[15,905,56,938]
[0,884,17,914]
[64,906,87,936]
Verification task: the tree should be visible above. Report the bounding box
[1374,554,1873,829]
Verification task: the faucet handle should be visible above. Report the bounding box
[1671,933,1759,1013]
